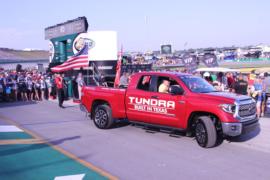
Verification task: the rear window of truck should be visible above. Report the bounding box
[137,75,152,91]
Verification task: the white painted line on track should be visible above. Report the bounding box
[54,174,85,180]
[0,125,23,132]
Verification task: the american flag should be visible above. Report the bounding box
[51,42,89,72]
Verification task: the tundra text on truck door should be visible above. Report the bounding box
[128,75,187,128]
[126,75,186,127]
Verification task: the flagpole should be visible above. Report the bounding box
[87,41,90,86]
[87,66,89,85]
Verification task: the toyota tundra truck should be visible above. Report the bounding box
[80,72,259,148]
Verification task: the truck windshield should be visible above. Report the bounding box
[178,75,216,93]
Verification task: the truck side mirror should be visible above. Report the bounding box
[169,85,184,95]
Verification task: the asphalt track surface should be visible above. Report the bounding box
[0,100,270,180]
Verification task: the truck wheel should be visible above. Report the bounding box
[93,104,113,129]
[195,116,217,148]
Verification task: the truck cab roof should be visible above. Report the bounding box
[134,71,191,77]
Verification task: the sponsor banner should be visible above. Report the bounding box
[51,41,90,72]
[48,41,54,63]
[202,54,218,67]
[181,53,198,73]
[73,31,117,61]
[121,64,152,74]
[72,33,94,55]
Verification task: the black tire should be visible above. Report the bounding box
[195,116,217,148]
[93,104,114,129]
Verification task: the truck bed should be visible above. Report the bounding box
[81,86,127,119]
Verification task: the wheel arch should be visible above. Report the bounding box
[187,111,221,133]
[91,99,111,119]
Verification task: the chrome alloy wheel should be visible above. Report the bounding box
[195,122,207,146]
[94,109,108,128]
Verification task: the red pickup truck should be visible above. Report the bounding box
[80,72,259,148]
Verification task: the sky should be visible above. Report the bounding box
[0,0,270,51]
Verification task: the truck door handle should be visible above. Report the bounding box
[179,100,185,104]
[151,95,159,99]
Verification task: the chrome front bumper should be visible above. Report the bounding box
[222,118,259,137]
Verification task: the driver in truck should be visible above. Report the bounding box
[158,80,171,93]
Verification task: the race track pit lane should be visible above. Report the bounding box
[0,118,117,180]
[0,144,108,180]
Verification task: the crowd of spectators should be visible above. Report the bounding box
[122,55,179,66]
[154,57,178,66]
[1,64,270,116]
[0,70,54,102]
[200,71,270,117]
[123,48,270,67]
[118,67,270,117]
[0,69,83,103]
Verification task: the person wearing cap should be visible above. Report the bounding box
[203,72,213,84]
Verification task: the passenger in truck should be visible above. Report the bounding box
[140,76,151,91]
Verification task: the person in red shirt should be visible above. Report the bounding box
[226,72,235,92]
[248,70,256,86]
[55,73,64,108]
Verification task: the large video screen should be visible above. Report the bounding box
[45,17,88,39]
[161,44,172,54]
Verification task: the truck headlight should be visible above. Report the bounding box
[219,104,236,114]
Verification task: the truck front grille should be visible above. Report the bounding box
[238,102,256,117]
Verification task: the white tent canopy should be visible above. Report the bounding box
[196,67,239,73]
